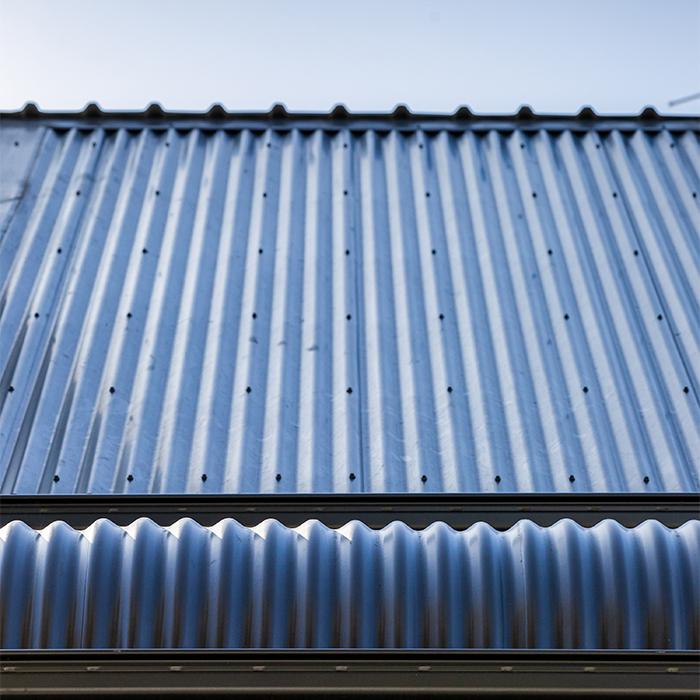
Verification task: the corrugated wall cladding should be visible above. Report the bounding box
[1,517,698,650]
[0,123,699,494]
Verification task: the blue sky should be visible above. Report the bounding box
[1,0,698,113]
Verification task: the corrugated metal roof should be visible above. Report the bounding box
[0,112,698,494]
[2,517,698,650]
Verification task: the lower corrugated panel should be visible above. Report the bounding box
[1,517,698,650]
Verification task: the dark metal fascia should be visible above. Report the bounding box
[1,649,698,697]
[2,493,698,529]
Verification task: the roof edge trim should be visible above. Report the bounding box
[1,102,698,131]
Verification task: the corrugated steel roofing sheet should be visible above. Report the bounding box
[2,517,698,650]
[0,111,699,494]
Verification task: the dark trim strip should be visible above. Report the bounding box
[2,650,698,697]
[1,493,698,529]
[1,104,698,132]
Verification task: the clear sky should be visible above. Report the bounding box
[1,0,699,114]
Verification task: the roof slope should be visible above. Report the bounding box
[2,517,698,649]
[0,111,698,494]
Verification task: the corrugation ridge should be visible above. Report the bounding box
[52,128,162,493]
[505,133,589,491]
[360,131,406,491]
[539,131,629,490]
[383,133,434,490]
[411,134,468,491]
[0,129,84,475]
[596,131,697,487]
[27,130,129,493]
[190,130,256,493]
[559,130,666,488]
[454,134,517,487]
[259,129,304,491]
[623,132,700,404]
[486,133,559,490]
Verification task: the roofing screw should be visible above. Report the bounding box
[34,312,39,318]
[425,192,430,198]
[657,314,663,321]
[275,473,281,482]
[447,386,453,393]
[495,475,501,484]
[346,387,353,394]
[439,313,444,320]
[692,192,697,198]
[520,143,525,149]
[127,474,134,482]
[7,386,14,393]
[109,386,115,394]
[14,141,19,146]
[76,190,81,196]
[564,313,569,320]
[252,312,257,319]
[258,248,263,254]
[346,314,351,320]
[643,476,650,484]
[201,474,207,482]
[142,248,148,254]
[345,249,350,256]
[349,472,356,481]
[343,143,348,149]
[246,386,252,394]
[421,474,428,483]
[431,249,436,255]
[53,475,60,483]
[343,190,348,196]
[683,386,689,394]
[595,144,600,149]
[155,190,160,196]
[612,192,618,198]
[266,142,271,148]
[583,386,589,393]
[532,192,537,198]
[569,474,576,482]
[126,312,132,318]
[262,192,267,198]
[634,250,639,256]
[547,249,553,256]
[57,248,62,254]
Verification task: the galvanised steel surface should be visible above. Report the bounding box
[1,517,698,650]
[0,110,698,494]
